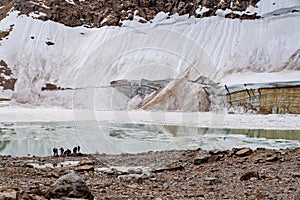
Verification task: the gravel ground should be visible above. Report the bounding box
[0,147,299,199]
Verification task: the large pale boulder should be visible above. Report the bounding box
[45,172,94,200]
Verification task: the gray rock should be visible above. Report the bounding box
[110,79,171,99]
[45,172,94,199]
[265,155,279,162]
[204,177,223,185]
[127,167,143,174]
[291,173,300,178]
[194,154,222,165]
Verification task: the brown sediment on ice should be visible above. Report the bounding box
[140,79,211,112]
[0,147,299,199]
[227,86,300,114]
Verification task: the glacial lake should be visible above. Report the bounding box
[0,121,299,156]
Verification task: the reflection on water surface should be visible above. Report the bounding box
[0,121,299,156]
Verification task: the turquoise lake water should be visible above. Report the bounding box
[0,121,299,156]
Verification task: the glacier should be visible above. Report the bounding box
[0,0,299,112]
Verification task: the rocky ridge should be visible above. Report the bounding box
[5,0,262,28]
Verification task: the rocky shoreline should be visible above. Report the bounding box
[0,147,299,199]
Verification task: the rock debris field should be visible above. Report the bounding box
[0,147,299,199]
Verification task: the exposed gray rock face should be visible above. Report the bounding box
[111,79,171,99]
[45,172,94,200]
[111,78,211,111]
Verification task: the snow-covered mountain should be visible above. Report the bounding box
[0,0,299,114]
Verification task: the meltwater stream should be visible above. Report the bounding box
[0,121,299,156]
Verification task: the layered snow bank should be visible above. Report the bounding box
[0,0,299,111]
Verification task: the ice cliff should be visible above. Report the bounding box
[0,0,299,113]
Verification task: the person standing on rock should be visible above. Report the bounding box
[73,146,78,154]
[59,147,64,156]
[53,148,58,157]
[64,149,71,156]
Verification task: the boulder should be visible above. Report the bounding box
[204,177,223,185]
[265,155,280,162]
[45,172,94,199]
[240,171,259,181]
[235,148,252,157]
